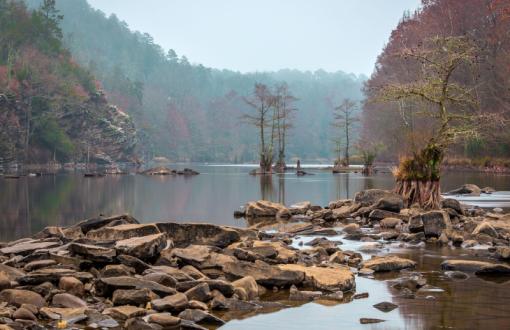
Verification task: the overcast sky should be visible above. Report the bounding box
[87,0,422,76]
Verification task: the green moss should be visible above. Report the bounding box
[395,144,443,181]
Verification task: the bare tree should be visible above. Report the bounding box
[273,83,297,172]
[376,36,484,209]
[243,83,275,173]
[332,99,359,166]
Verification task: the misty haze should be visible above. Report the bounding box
[1,1,510,329]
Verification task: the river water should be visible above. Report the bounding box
[1,165,510,329]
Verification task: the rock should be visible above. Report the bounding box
[59,277,84,297]
[373,196,404,213]
[112,288,156,306]
[188,300,208,310]
[231,276,258,301]
[358,268,375,276]
[493,207,503,214]
[117,255,151,274]
[145,313,181,327]
[0,264,25,281]
[368,209,407,221]
[142,273,177,287]
[17,268,93,285]
[482,187,496,194]
[444,271,469,280]
[329,251,346,264]
[342,223,360,234]
[156,222,243,248]
[102,264,136,277]
[72,214,139,234]
[358,242,382,252]
[446,184,481,196]
[0,273,11,291]
[278,264,355,292]
[12,307,37,321]
[441,198,463,215]
[184,283,210,302]
[496,246,510,259]
[124,317,161,330]
[353,292,369,299]
[408,215,424,233]
[244,200,291,218]
[472,222,498,238]
[441,260,510,274]
[103,305,147,320]
[144,266,194,282]
[354,189,402,207]
[223,260,305,287]
[96,276,176,297]
[373,301,398,312]
[178,309,224,326]
[289,201,311,215]
[361,256,416,272]
[0,289,45,308]
[23,259,57,272]
[380,217,402,228]
[69,243,116,262]
[52,293,87,308]
[0,241,60,256]
[115,233,167,260]
[87,223,161,241]
[152,293,188,313]
[289,285,322,301]
[360,318,385,324]
[170,245,236,270]
[421,211,451,237]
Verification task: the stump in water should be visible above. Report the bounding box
[393,144,443,209]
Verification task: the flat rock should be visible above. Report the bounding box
[72,214,139,234]
[441,260,510,274]
[40,307,88,321]
[152,292,189,312]
[0,241,60,255]
[178,309,225,326]
[156,222,243,248]
[103,305,147,320]
[170,245,236,270]
[145,313,181,327]
[112,288,157,306]
[360,318,385,324]
[17,268,94,285]
[279,264,355,292]
[96,276,176,297]
[115,233,167,260]
[23,259,57,272]
[361,256,416,272]
[69,243,116,262]
[184,283,211,302]
[223,260,305,287]
[86,223,160,240]
[354,189,401,207]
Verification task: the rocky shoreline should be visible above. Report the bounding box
[0,185,509,329]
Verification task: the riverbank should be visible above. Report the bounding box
[1,186,510,329]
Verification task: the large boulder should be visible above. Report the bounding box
[445,184,481,196]
[244,200,291,218]
[372,196,404,213]
[86,223,161,240]
[441,260,510,274]
[115,233,167,260]
[156,222,243,248]
[278,264,355,292]
[223,260,305,287]
[354,189,402,208]
[360,256,416,272]
[420,211,451,237]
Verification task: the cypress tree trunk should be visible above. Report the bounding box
[393,144,443,209]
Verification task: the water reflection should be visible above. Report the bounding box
[1,166,510,241]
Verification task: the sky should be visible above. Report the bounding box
[87,0,422,76]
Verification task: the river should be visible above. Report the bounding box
[1,164,510,329]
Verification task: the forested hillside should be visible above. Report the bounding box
[362,0,510,163]
[27,0,366,162]
[0,0,138,165]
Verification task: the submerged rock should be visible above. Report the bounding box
[441,260,510,274]
[446,184,481,196]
